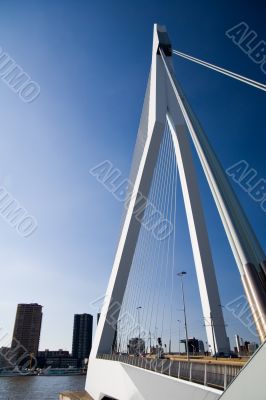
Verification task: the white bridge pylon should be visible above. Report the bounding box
[90,23,230,358]
[86,23,266,399]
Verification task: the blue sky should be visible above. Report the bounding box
[0,0,265,351]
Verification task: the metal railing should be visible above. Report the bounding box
[97,354,243,391]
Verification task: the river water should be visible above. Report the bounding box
[0,375,86,400]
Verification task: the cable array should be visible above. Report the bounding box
[172,49,266,92]
[116,120,181,355]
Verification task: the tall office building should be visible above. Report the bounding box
[72,314,93,361]
[11,303,43,359]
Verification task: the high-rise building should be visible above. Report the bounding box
[11,303,43,360]
[72,314,93,361]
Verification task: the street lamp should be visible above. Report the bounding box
[203,313,218,359]
[148,330,152,354]
[210,312,217,360]
[136,306,142,355]
[177,320,181,354]
[177,271,189,360]
[136,306,142,338]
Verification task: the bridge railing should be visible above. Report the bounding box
[97,354,242,391]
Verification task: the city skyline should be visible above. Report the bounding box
[6,303,95,353]
[0,0,265,351]
[5,302,259,356]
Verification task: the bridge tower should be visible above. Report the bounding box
[86,24,266,400]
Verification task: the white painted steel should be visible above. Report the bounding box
[86,23,266,399]
[172,49,266,92]
[87,358,221,400]
[159,47,266,341]
[160,48,265,271]
[167,114,229,354]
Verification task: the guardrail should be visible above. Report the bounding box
[97,354,242,391]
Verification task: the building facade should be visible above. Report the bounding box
[128,338,145,355]
[0,347,11,369]
[11,303,43,363]
[72,314,93,363]
[180,337,205,355]
[37,349,78,368]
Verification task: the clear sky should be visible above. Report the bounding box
[0,0,265,351]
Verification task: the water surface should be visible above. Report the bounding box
[0,375,86,400]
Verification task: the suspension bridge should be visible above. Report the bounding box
[70,24,265,400]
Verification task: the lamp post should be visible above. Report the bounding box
[136,306,142,355]
[205,341,209,356]
[154,326,158,346]
[210,312,217,359]
[177,271,189,360]
[203,313,218,359]
[177,319,181,354]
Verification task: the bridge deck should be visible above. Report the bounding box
[97,354,243,391]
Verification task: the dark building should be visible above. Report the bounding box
[11,303,42,361]
[0,347,11,369]
[37,349,78,368]
[72,314,93,362]
[128,338,145,355]
[180,337,205,355]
